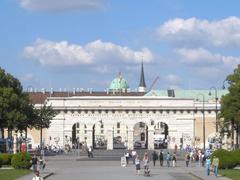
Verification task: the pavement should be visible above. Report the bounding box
[17,154,231,180]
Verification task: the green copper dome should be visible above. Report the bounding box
[109,73,129,90]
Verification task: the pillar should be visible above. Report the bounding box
[148,127,154,150]
[86,129,93,148]
[107,129,113,150]
[127,129,134,150]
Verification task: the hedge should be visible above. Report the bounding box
[211,149,239,169]
[11,152,31,169]
[0,156,2,168]
[0,153,13,165]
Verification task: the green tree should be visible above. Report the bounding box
[34,102,56,149]
[0,67,35,141]
[220,64,240,148]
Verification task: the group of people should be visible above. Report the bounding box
[184,149,220,177]
[31,154,46,180]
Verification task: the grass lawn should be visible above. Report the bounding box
[219,169,240,180]
[0,169,32,180]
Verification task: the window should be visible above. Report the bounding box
[140,133,145,141]
[117,122,120,128]
[117,130,120,134]
[100,124,104,128]
[101,130,104,134]
[139,122,145,127]
[76,123,79,128]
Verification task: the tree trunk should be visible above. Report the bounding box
[236,123,239,149]
[40,127,42,150]
[0,128,4,138]
[25,128,27,149]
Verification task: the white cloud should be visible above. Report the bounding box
[20,0,106,12]
[23,39,154,66]
[157,16,240,48]
[176,48,240,67]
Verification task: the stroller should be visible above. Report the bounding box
[144,165,150,177]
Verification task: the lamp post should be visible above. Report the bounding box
[196,93,206,151]
[208,87,218,132]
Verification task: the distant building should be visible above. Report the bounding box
[20,63,228,150]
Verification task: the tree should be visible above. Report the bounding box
[0,67,35,141]
[34,102,56,149]
[220,64,240,148]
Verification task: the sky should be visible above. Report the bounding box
[1,0,240,92]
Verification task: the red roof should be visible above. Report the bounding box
[28,91,146,104]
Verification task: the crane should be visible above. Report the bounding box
[148,76,159,92]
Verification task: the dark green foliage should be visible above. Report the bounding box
[232,149,240,164]
[0,153,13,165]
[0,156,3,167]
[11,152,31,169]
[211,149,238,169]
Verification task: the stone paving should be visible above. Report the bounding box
[18,155,230,180]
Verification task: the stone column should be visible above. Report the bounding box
[107,129,113,150]
[86,129,93,148]
[148,127,155,150]
[127,129,134,150]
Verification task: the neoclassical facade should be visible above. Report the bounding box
[25,63,228,150]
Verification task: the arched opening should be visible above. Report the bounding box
[113,122,126,149]
[154,122,169,149]
[72,122,87,149]
[133,122,148,149]
[93,121,107,149]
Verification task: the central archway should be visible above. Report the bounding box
[133,122,148,149]
[154,122,169,149]
[93,121,107,149]
[72,122,87,149]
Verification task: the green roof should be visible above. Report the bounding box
[109,77,129,90]
[145,89,229,101]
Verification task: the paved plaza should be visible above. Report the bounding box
[18,154,230,180]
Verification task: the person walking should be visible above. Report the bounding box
[135,155,141,175]
[166,152,171,167]
[185,153,190,167]
[206,156,211,176]
[31,154,38,172]
[143,152,150,176]
[32,171,43,180]
[172,153,177,167]
[212,156,219,177]
[125,151,130,164]
[152,151,158,166]
[159,150,164,166]
[132,150,137,164]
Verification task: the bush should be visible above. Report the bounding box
[232,149,240,164]
[211,149,238,169]
[11,152,32,169]
[0,156,2,168]
[0,153,13,165]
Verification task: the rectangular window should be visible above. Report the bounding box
[117,122,120,128]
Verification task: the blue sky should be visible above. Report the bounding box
[1,0,240,92]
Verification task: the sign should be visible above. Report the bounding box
[121,156,126,167]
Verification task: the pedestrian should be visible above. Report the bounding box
[159,150,164,166]
[32,170,43,180]
[212,156,219,177]
[152,151,158,166]
[206,156,211,176]
[174,144,178,154]
[132,150,137,164]
[166,152,171,167]
[125,151,130,164]
[135,155,141,175]
[89,146,93,158]
[185,153,190,167]
[172,153,177,167]
[31,154,38,172]
[143,152,150,176]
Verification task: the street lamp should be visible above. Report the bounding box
[196,93,206,151]
[208,87,218,132]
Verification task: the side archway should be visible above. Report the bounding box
[133,122,148,149]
